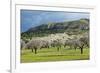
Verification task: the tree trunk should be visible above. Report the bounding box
[34,48,37,54]
[32,49,33,52]
[80,47,83,54]
[57,47,59,51]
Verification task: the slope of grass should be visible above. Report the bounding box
[21,47,89,63]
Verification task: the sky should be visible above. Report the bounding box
[21,10,89,32]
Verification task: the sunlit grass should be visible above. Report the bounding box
[21,47,89,63]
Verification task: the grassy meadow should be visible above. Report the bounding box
[21,47,89,63]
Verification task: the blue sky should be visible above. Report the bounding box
[21,10,89,32]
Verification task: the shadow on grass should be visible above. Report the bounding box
[36,54,89,57]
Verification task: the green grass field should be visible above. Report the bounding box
[21,47,89,63]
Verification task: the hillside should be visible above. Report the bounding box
[21,18,89,39]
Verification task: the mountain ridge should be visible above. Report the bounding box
[21,18,89,39]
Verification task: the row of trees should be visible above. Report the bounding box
[21,33,89,54]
